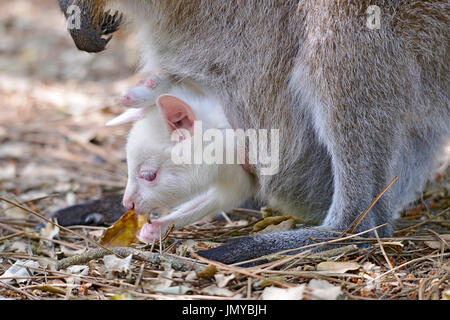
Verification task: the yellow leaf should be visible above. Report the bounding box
[442,289,450,300]
[196,265,218,280]
[253,216,298,233]
[100,211,147,248]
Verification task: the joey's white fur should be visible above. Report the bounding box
[111,82,256,242]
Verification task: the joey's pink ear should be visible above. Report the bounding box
[157,94,197,135]
[106,108,146,127]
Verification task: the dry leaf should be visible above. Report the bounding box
[10,241,28,253]
[60,247,87,257]
[0,260,40,284]
[185,271,198,281]
[66,265,89,276]
[214,274,235,288]
[261,286,305,300]
[40,221,60,241]
[307,279,343,300]
[36,257,57,270]
[253,216,298,233]
[2,206,28,219]
[317,261,360,274]
[152,286,192,295]
[33,285,66,295]
[197,265,218,280]
[0,162,16,180]
[424,234,450,251]
[259,219,297,234]
[262,280,342,301]
[442,289,450,300]
[144,267,192,295]
[200,285,241,298]
[109,294,134,300]
[103,254,132,273]
[88,229,105,240]
[175,240,198,256]
[100,211,147,248]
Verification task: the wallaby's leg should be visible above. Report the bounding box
[390,128,444,210]
[317,111,400,238]
[259,119,334,225]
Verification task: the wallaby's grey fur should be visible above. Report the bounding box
[60,0,449,264]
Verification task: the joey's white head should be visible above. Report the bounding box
[108,94,221,216]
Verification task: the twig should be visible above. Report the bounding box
[56,126,125,171]
[56,247,203,271]
[259,269,364,280]
[0,193,60,215]
[0,232,25,242]
[305,245,360,261]
[0,222,84,250]
[342,176,398,236]
[191,251,295,288]
[370,252,450,284]
[424,228,450,251]
[0,197,122,258]
[0,281,37,300]
[134,263,146,288]
[394,207,449,234]
[425,272,448,300]
[374,229,404,289]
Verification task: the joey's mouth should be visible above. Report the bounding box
[135,207,159,216]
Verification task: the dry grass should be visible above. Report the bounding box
[0,182,448,300]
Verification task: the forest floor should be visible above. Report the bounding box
[0,0,448,300]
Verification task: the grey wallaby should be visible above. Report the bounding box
[59,0,449,264]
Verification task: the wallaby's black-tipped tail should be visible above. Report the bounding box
[197,228,339,265]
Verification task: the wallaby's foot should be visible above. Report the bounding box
[44,193,125,229]
[197,228,351,266]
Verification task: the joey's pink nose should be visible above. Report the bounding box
[123,198,135,211]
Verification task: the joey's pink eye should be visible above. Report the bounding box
[138,170,157,182]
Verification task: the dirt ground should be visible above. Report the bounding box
[0,0,448,301]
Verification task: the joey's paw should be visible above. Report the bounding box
[138,221,168,243]
[120,77,159,107]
